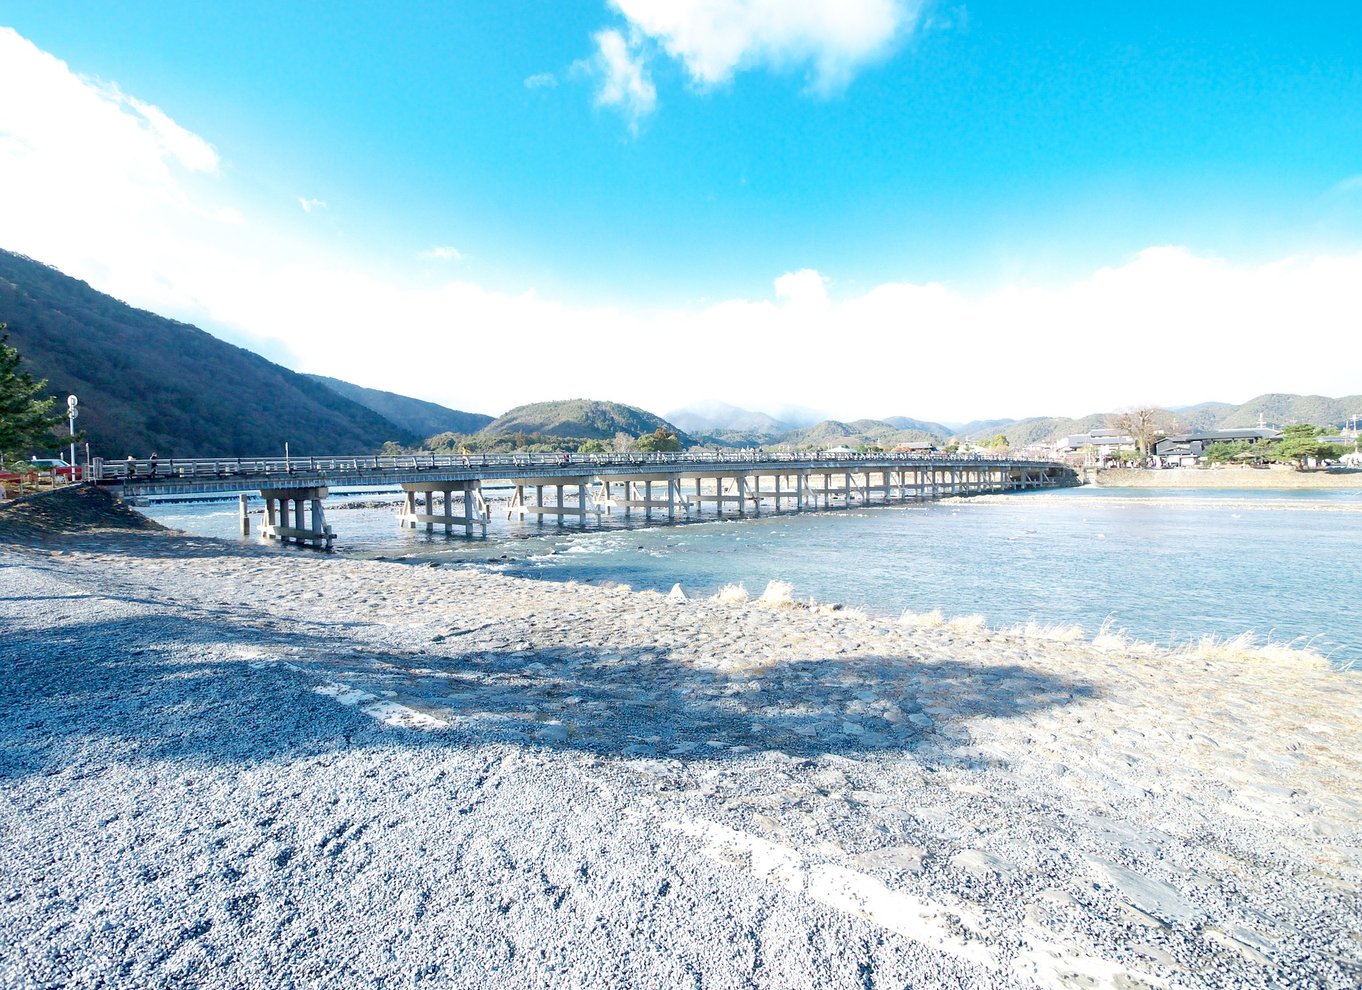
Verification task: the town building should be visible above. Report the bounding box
[1152,428,1281,460]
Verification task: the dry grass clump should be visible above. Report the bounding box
[899,608,945,629]
[713,583,750,603]
[1006,620,1086,642]
[1091,618,1131,651]
[840,606,871,622]
[757,580,797,608]
[1178,631,1330,668]
[946,614,987,635]
[898,609,986,634]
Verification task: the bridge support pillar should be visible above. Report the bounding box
[260,486,334,550]
[506,476,596,527]
[400,481,489,537]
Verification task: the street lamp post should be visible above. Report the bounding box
[66,395,78,478]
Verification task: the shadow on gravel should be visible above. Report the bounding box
[0,610,1098,781]
[0,531,295,561]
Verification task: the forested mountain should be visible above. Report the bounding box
[481,399,692,444]
[0,249,411,457]
[306,374,491,437]
[1196,394,1362,430]
[882,415,952,435]
[781,419,939,449]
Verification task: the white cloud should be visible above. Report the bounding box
[117,90,220,174]
[0,26,248,323]
[585,28,657,128]
[774,268,829,307]
[607,0,917,93]
[420,245,464,262]
[524,72,558,90]
[233,246,1360,424]
[298,197,327,213]
[3,26,1362,431]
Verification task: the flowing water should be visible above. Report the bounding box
[144,485,1362,664]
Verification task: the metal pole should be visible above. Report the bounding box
[66,395,78,477]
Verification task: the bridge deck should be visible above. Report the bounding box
[104,452,1068,498]
[95,452,1076,547]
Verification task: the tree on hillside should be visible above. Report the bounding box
[1272,424,1342,469]
[985,434,1010,450]
[0,328,66,465]
[635,428,681,453]
[422,431,463,452]
[578,439,608,454]
[1110,407,1162,458]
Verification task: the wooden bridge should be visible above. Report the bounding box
[96,452,1077,549]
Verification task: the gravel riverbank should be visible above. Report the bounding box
[1,490,1359,988]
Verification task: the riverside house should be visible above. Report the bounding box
[1152,428,1281,462]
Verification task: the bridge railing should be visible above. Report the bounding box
[98,450,1064,482]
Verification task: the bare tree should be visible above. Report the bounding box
[1110,407,1162,459]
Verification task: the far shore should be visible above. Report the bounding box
[1094,465,1362,488]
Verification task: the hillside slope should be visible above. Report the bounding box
[482,399,692,443]
[306,374,491,437]
[0,249,410,457]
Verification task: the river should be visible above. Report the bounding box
[143,485,1362,664]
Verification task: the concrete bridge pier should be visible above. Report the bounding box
[399,481,489,537]
[259,486,334,550]
[506,476,598,527]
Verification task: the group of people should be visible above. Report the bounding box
[124,452,158,479]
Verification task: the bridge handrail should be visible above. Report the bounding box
[99,450,1065,482]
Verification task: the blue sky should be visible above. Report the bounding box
[1,2,1360,420]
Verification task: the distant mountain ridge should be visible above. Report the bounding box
[306,374,491,437]
[882,415,953,436]
[671,394,1359,450]
[481,399,694,444]
[0,249,412,457]
[956,394,1362,448]
[667,401,789,435]
[781,419,939,449]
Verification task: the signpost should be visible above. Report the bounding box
[67,395,78,478]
